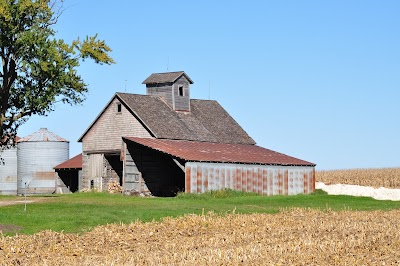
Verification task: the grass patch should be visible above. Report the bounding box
[1,190,400,235]
[176,188,259,199]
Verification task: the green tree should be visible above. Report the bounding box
[0,0,115,148]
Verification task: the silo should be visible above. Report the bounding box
[0,141,18,195]
[17,128,69,195]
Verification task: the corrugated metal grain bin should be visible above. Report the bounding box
[17,128,69,195]
[0,146,18,195]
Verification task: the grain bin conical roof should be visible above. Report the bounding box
[18,128,68,142]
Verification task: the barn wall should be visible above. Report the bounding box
[172,76,190,111]
[146,83,173,107]
[146,76,191,111]
[185,162,315,195]
[80,98,152,190]
[82,98,152,152]
[122,143,148,195]
[80,152,89,191]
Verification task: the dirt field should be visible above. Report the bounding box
[1,208,399,265]
[0,199,34,207]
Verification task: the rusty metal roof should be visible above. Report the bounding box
[54,153,82,169]
[1,135,20,144]
[142,71,194,84]
[18,128,68,142]
[123,137,315,166]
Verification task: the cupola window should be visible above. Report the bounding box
[178,86,184,96]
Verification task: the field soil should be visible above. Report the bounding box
[1,209,399,265]
[0,197,55,207]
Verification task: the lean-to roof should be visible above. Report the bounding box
[123,137,315,166]
[54,153,82,170]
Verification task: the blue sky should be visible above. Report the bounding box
[17,1,400,170]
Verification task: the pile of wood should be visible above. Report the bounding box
[80,188,100,193]
[124,191,153,197]
[108,181,122,194]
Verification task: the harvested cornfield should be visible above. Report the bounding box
[1,209,400,265]
[317,167,400,188]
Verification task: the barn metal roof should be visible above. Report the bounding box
[54,153,82,169]
[18,128,68,142]
[123,137,316,166]
[142,71,194,84]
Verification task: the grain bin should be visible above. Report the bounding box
[17,128,69,195]
[0,140,18,195]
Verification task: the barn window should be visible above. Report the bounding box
[90,180,94,189]
[178,86,184,96]
[117,103,122,113]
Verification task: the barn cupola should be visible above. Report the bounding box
[143,71,194,112]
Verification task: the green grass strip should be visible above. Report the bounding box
[1,189,400,235]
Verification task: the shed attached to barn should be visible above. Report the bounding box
[78,71,315,196]
[122,138,315,196]
[54,153,82,193]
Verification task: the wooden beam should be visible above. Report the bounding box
[172,158,185,172]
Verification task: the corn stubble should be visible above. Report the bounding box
[317,168,400,188]
[1,209,399,265]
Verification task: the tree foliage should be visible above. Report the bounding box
[0,0,115,148]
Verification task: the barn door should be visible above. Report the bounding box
[88,154,104,190]
[124,172,141,193]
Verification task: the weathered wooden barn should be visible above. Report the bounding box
[77,71,315,196]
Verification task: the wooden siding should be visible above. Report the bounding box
[173,76,190,111]
[80,98,152,190]
[81,152,89,191]
[146,84,174,107]
[87,153,104,191]
[146,76,191,111]
[122,143,148,194]
[82,98,152,152]
[185,162,315,195]
[81,153,122,191]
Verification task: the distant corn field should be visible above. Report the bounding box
[316,168,400,188]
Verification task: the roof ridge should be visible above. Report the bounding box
[149,70,184,74]
[142,71,193,84]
